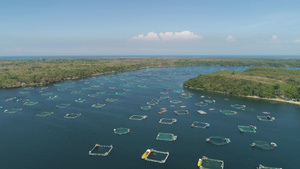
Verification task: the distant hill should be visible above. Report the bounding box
[183,67,300,101]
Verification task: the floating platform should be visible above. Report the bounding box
[64,113,81,119]
[36,111,54,117]
[238,125,257,133]
[257,164,282,169]
[198,156,224,169]
[251,141,277,150]
[129,115,147,120]
[191,121,210,129]
[159,118,177,124]
[114,128,130,135]
[206,136,230,145]
[141,106,151,110]
[92,103,106,108]
[174,110,189,115]
[141,149,169,164]
[89,144,113,156]
[156,132,177,141]
[56,103,71,108]
[257,115,275,122]
[220,110,237,115]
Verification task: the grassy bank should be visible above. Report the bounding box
[1,57,300,88]
[183,67,300,101]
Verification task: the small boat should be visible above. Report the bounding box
[197,158,202,167]
[141,149,151,159]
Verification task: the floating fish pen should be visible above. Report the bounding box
[198,156,224,169]
[89,144,113,156]
[19,91,30,94]
[170,100,182,104]
[36,111,54,117]
[71,91,81,94]
[138,85,146,88]
[160,92,169,95]
[158,108,168,114]
[5,97,16,101]
[257,164,282,169]
[97,91,107,95]
[64,113,81,119]
[160,95,170,100]
[147,99,160,106]
[220,110,237,115]
[191,121,210,129]
[129,115,148,120]
[195,102,208,107]
[156,132,177,141]
[54,84,62,87]
[174,110,189,115]
[262,112,271,115]
[114,128,130,135]
[91,103,106,108]
[257,115,275,122]
[142,149,169,164]
[159,118,177,124]
[56,103,71,108]
[75,98,85,103]
[4,108,22,114]
[24,101,38,106]
[47,95,59,100]
[174,89,184,93]
[238,125,257,133]
[180,93,193,99]
[115,92,126,95]
[206,136,231,145]
[105,98,118,102]
[231,104,246,109]
[88,94,99,97]
[204,99,215,104]
[41,92,53,96]
[141,106,151,110]
[82,87,91,90]
[251,141,277,150]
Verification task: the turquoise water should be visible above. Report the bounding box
[0,66,299,169]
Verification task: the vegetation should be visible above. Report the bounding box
[183,67,300,101]
[1,57,300,88]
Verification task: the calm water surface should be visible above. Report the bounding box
[0,66,299,169]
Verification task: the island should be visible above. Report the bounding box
[1,57,300,88]
[183,67,300,102]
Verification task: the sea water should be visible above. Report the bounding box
[0,66,299,169]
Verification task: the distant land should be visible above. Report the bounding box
[183,67,300,103]
[1,57,300,88]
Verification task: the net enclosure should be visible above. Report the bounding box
[36,111,54,117]
[47,96,59,100]
[191,121,210,129]
[24,101,38,106]
[91,103,106,108]
[199,156,224,169]
[174,110,189,115]
[257,115,275,122]
[204,100,215,104]
[141,149,169,164]
[159,118,177,124]
[56,103,70,108]
[4,108,22,114]
[64,113,81,119]
[75,98,85,103]
[106,98,118,102]
[206,136,231,145]
[220,110,237,115]
[251,141,277,150]
[129,115,147,120]
[257,164,282,169]
[231,104,246,109]
[89,144,113,156]
[170,100,182,104]
[156,132,177,141]
[114,128,130,135]
[238,125,257,133]
[141,106,151,110]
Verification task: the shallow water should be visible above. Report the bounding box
[0,66,299,169]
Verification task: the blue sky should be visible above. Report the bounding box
[1,0,300,56]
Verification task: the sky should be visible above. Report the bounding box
[1,0,300,56]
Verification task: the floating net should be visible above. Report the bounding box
[92,103,106,108]
[47,96,59,100]
[174,110,189,115]
[191,121,210,129]
[160,95,170,100]
[56,103,70,108]
[195,102,208,107]
[158,108,168,114]
[89,144,113,156]
[19,91,30,94]
[71,91,81,94]
[206,136,231,145]
[170,100,182,104]
[147,99,160,106]
[160,92,169,95]
[97,91,107,95]
[180,93,193,99]
[159,118,177,124]
[53,84,62,87]
[251,141,277,150]
[258,164,282,169]
[199,156,224,169]
[129,115,147,120]
[138,85,146,88]
[143,149,169,164]
[115,92,126,95]
[24,101,38,106]
[257,115,275,122]
[64,113,81,119]
[75,98,85,103]
[141,106,151,110]
[88,94,99,97]
[204,100,215,104]
[231,104,246,109]
[4,108,22,114]
[41,92,53,96]
[106,98,118,102]
[5,97,16,101]
[220,110,237,115]
[174,89,184,93]
[36,111,54,117]
[156,132,177,141]
[114,128,130,135]
[109,87,116,90]
[82,87,91,90]
[238,125,257,133]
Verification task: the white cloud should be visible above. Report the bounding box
[130,32,159,41]
[272,35,278,41]
[226,35,236,42]
[294,39,300,43]
[159,31,203,41]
